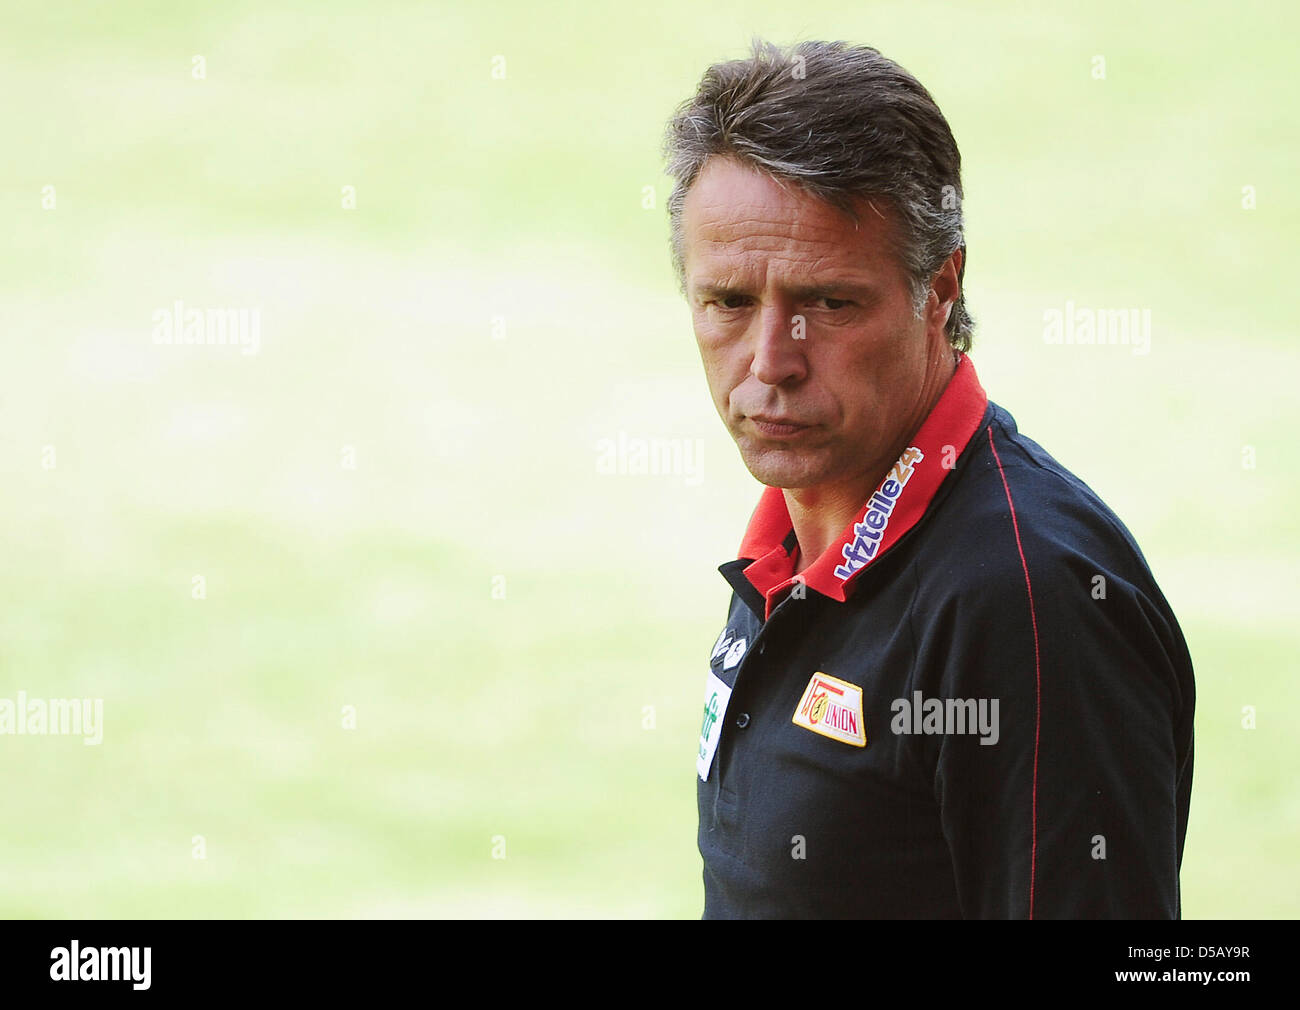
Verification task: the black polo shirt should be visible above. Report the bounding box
[696,353,1195,919]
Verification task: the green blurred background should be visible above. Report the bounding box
[1,0,1295,917]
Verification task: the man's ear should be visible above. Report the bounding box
[929,248,963,329]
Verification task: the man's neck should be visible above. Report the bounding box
[785,478,883,576]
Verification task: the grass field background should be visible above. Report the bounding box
[1,0,1296,917]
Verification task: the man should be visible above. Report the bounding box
[663,38,1195,918]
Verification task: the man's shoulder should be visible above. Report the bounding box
[905,400,1193,697]
[920,401,1161,601]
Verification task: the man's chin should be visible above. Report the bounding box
[737,444,832,490]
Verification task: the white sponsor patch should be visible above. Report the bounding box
[697,671,733,781]
[792,671,866,747]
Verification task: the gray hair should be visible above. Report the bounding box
[662,37,973,351]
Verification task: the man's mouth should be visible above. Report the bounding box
[749,415,813,438]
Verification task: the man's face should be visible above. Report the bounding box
[681,156,957,495]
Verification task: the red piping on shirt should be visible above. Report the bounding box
[987,425,1041,921]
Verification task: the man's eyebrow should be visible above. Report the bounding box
[692,282,746,300]
[785,281,879,300]
[692,280,879,300]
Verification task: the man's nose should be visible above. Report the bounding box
[749,302,808,386]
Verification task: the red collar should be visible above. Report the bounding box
[734,352,989,619]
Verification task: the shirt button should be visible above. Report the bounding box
[735,712,751,729]
[757,643,766,655]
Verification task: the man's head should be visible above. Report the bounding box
[663,39,972,495]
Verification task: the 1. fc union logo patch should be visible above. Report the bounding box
[793,672,866,747]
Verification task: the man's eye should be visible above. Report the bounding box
[703,295,850,311]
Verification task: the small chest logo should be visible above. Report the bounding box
[721,637,748,670]
[793,672,866,747]
[710,629,733,661]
